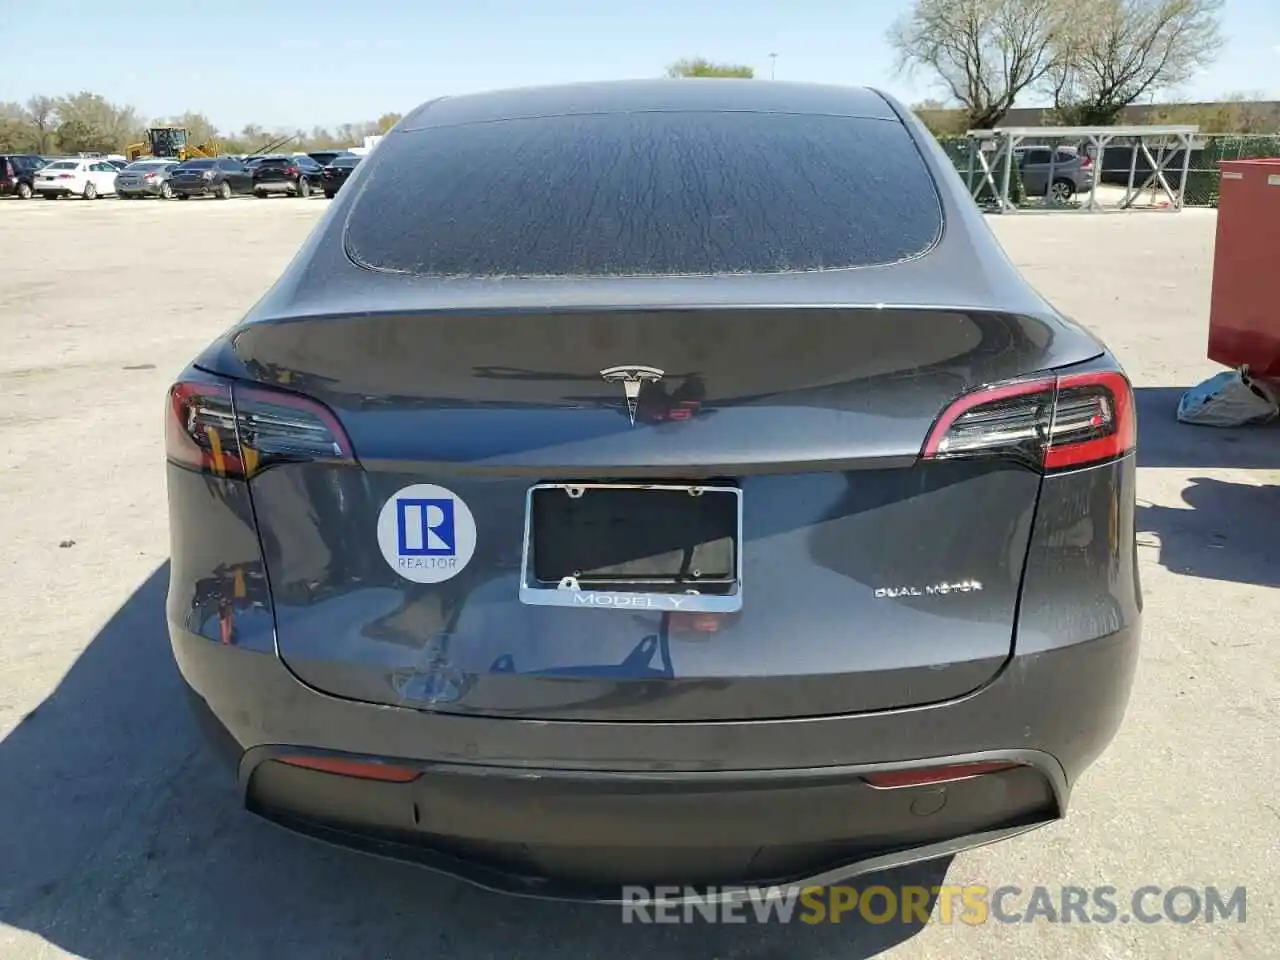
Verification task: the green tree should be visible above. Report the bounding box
[666,57,754,78]
[0,89,431,155]
[54,119,115,154]
[1147,92,1279,134]
[0,117,41,152]
[1043,0,1225,125]
[54,91,139,152]
[911,99,967,136]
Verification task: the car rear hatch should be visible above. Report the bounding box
[253,161,293,182]
[210,305,1104,722]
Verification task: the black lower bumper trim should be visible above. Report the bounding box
[242,752,1059,902]
[256,805,1049,904]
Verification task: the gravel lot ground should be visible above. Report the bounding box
[0,197,1277,960]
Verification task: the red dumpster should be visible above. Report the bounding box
[1207,158,1280,378]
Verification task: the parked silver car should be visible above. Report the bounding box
[1015,145,1094,201]
[115,159,179,199]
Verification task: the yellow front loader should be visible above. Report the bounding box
[124,127,222,162]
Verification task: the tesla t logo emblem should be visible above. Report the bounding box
[600,365,664,425]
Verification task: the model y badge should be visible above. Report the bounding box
[600,365,664,425]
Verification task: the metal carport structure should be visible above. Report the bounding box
[963,124,1201,213]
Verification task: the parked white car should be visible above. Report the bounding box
[33,158,119,200]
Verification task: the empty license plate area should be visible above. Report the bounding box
[519,483,743,612]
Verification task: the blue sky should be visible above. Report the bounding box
[1,0,1276,131]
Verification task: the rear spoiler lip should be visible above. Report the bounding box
[189,306,1107,394]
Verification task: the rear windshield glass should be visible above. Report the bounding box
[344,111,943,277]
[178,159,215,169]
[333,156,361,166]
[45,160,78,170]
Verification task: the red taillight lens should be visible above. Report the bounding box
[166,378,355,479]
[3,161,13,178]
[922,370,1134,472]
[56,173,73,179]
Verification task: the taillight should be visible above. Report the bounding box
[1080,153,1093,168]
[922,370,1134,472]
[166,378,355,479]
[285,166,299,176]
[3,160,12,178]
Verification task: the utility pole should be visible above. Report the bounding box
[769,53,777,80]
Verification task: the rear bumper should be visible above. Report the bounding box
[118,182,165,196]
[243,744,1058,902]
[172,617,1138,899]
[253,179,304,192]
[171,184,215,196]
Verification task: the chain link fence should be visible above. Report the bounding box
[1178,135,1280,206]
[935,133,1280,209]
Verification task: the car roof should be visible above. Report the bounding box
[401,78,900,131]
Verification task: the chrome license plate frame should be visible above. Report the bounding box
[518,482,743,613]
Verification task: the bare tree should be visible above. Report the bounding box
[889,0,1069,130]
[1043,0,1225,125]
[25,95,58,152]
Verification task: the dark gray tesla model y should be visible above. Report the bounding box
[166,79,1141,901]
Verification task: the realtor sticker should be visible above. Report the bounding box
[377,484,477,583]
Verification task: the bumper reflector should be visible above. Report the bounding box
[861,760,1021,789]
[277,755,422,783]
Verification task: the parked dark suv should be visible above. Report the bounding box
[307,150,355,167]
[251,155,324,198]
[320,154,362,198]
[0,155,46,199]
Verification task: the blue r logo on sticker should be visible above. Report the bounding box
[396,498,456,556]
